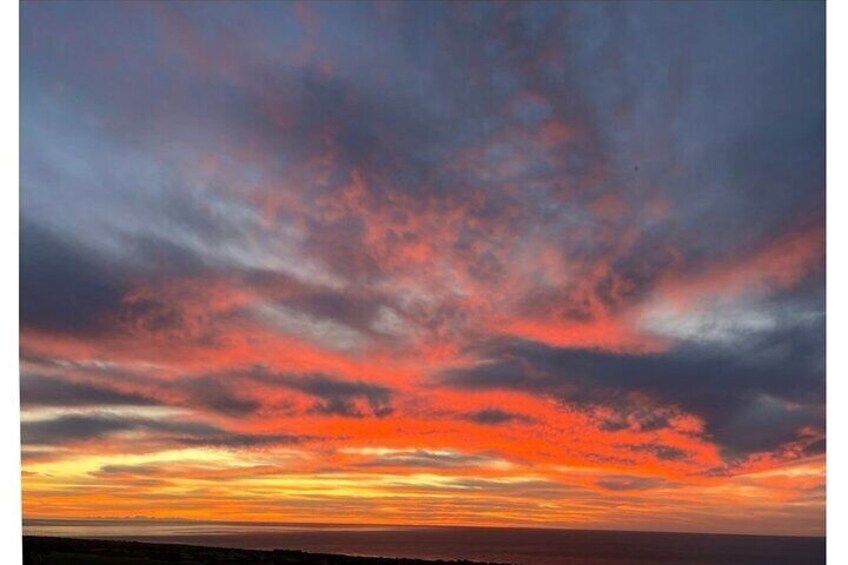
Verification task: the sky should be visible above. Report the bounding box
[20,1,825,536]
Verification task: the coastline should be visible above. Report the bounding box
[23,536,511,565]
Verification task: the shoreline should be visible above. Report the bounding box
[23,536,512,565]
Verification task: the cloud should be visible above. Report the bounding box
[596,476,669,492]
[441,323,824,458]
[464,409,533,426]
[20,374,158,408]
[248,368,394,418]
[21,414,304,449]
[349,448,509,470]
[184,384,262,418]
[20,222,130,336]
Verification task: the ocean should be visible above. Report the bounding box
[23,519,825,565]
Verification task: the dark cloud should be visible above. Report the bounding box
[248,368,394,418]
[191,393,261,419]
[20,222,129,336]
[22,415,146,445]
[464,408,533,426]
[804,438,826,457]
[441,321,824,458]
[21,414,303,449]
[174,376,263,418]
[20,357,267,419]
[624,444,687,462]
[20,374,157,408]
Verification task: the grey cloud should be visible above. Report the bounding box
[356,449,503,470]
[21,374,157,408]
[21,414,303,449]
[20,222,129,336]
[248,368,394,419]
[441,320,824,459]
[596,476,669,492]
[465,408,533,426]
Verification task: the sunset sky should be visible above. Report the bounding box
[20,1,825,536]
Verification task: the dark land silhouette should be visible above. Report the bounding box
[23,537,510,565]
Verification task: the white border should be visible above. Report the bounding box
[827,0,843,560]
[2,0,21,559]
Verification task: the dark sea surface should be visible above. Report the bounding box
[23,519,825,565]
